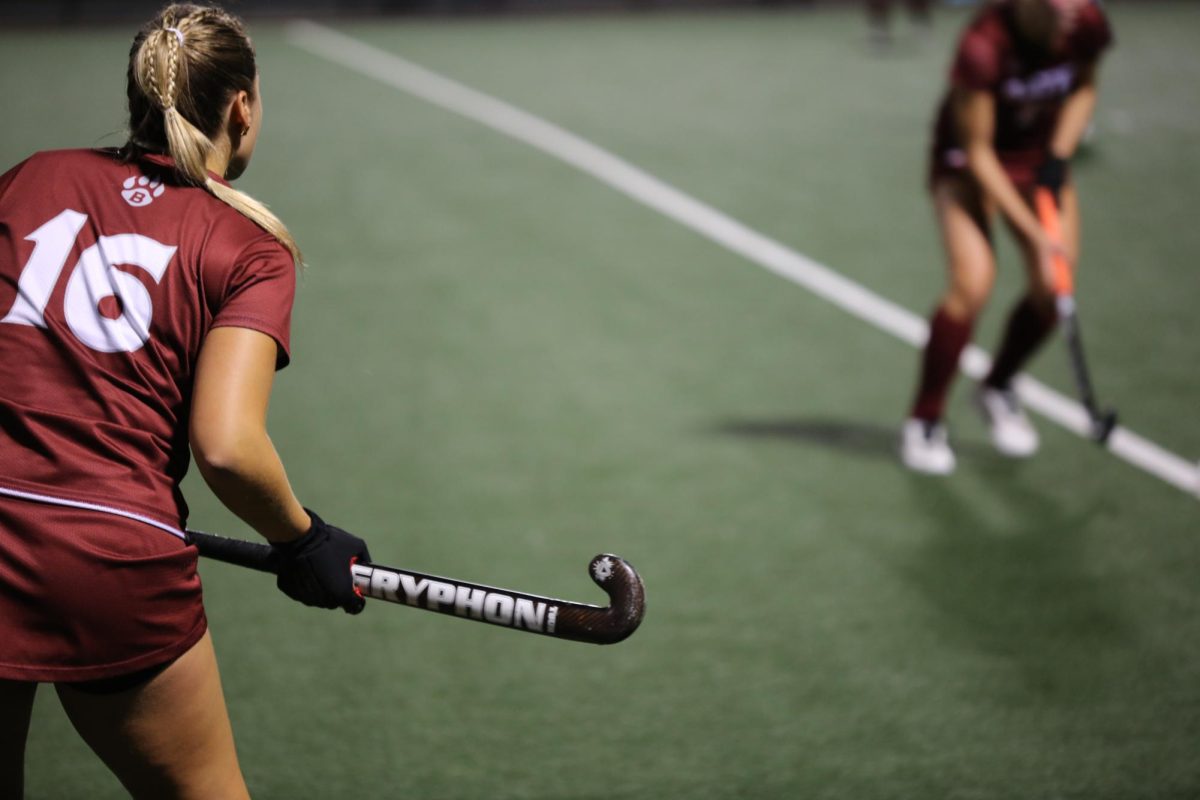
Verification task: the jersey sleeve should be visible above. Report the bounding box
[207,234,297,369]
[1073,2,1114,61]
[950,28,1003,92]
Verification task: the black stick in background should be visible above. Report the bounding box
[189,531,646,645]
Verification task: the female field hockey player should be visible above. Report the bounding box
[900,0,1112,474]
[0,4,371,796]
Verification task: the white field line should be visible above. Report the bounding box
[286,20,1200,498]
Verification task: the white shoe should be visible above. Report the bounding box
[900,418,956,475]
[976,385,1039,457]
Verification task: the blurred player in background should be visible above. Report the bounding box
[0,4,370,796]
[900,0,1112,474]
[867,0,933,49]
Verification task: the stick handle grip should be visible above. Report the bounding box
[1035,187,1074,298]
[189,531,282,574]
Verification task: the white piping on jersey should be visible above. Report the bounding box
[0,484,186,540]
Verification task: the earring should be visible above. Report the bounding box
[241,125,250,136]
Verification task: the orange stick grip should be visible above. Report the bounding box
[1035,187,1074,298]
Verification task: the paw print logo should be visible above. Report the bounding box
[592,557,614,583]
[121,176,165,208]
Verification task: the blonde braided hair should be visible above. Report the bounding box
[127,4,301,264]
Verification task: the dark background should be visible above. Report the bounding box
[0,0,820,25]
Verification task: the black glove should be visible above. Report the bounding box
[1036,155,1068,199]
[273,510,371,615]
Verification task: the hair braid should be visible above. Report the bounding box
[164,28,179,106]
[143,41,163,109]
[125,4,302,264]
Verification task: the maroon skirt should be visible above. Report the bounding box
[0,496,206,682]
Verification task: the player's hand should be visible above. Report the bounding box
[1036,155,1068,199]
[273,510,371,614]
[1034,232,1070,292]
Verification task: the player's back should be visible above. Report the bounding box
[0,148,295,533]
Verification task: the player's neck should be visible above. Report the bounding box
[205,138,233,182]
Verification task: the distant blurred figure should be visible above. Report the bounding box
[899,0,1112,475]
[867,0,933,49]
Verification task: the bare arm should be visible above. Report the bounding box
[189,326,311,544]
[955,87,1046,244]
[1049,60,1100,160]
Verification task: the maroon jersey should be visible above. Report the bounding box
[930,0,1112,186]
[0,148,295,537]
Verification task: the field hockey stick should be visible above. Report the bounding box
[1034,187,1118,444]
[189,531,645,645]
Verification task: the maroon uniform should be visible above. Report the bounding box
[0,148,295,681]
[930,0,1112,189]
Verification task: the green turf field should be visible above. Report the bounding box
[4,3,1199,797]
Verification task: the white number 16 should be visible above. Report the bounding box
[1,208,177,353]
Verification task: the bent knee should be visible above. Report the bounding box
[942,286,989,321]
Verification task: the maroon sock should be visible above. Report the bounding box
[984,296,1058,390]
[910,306,973,422]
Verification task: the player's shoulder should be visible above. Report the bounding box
[958,2,1014,55]
[950,1,1012,85]
[1075,0,1108,40]
[0,148,122,208]
[210,218,293,271]
[21,147,122,172]
[202,193,292,261]
[187,192,294,274]
[1073,1,1113,53]
[5,147,112,181]
[1080,0,1110,25]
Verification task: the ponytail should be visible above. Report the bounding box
[127,5,302,264]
